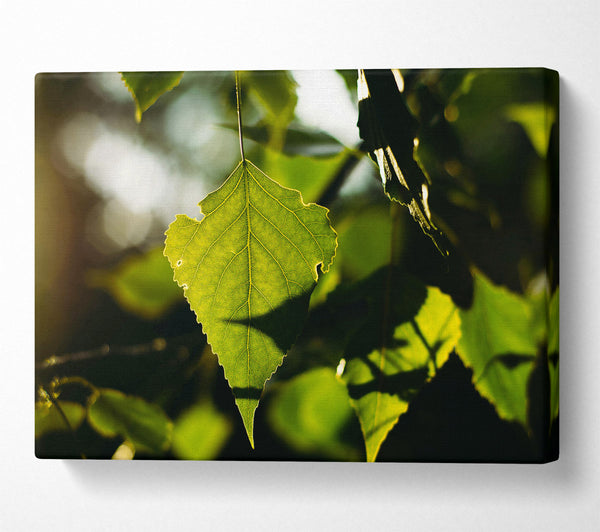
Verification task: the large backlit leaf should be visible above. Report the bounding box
[87,246,182,319]
[171,401,232,460]
[35,400,86,439]
[457,273,538,427]
[340,268,461,461]
[164,160,337,446]
[268,367,361,460]
[121,71,184,122]
[87,389,172,454]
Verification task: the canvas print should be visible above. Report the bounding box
[35,69,559,462]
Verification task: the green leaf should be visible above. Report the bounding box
[87,389,172,454]
[121,71,184,122]
[505,102,556,158]
[309,203,398,307]
[246,71,297,123]
[220,123,345,158]
[255,147,350,204]
[246,71,298,150]
[357,69,448,255]
[164,160,337,447]
[87,246,182,319]
[35,400,86,439]
[335,205,395,280]
[268,367,361,460]
[457,273,538,427]
[340,268,461,461]
[171,401,232,460]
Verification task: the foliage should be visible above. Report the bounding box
[171,401,232,460]
[87,246,182,319]
[341,271,461,461]
[121,71,183,122]
[268,367,360,461]
[457,272,538,426]
[35,68,559,461]
[87,388,172,455]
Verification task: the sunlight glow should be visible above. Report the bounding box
[293,70,361,148]
[58,112,211,251]
[336,358,346,377]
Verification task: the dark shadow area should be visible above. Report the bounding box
[377,353,540,463]
[527,344,559,462]
[229,292,312,354]
[346,361,428,402]
[230,387,263,400]
[477,352,537,382]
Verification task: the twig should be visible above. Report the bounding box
[35,334,202,371]
[317,149,364,207]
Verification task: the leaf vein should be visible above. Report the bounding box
[250,231,292,299]
[202,163,244,218]
[249,202,314,280]
[247,165,325,261]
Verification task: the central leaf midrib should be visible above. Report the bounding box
[244,164,252,409]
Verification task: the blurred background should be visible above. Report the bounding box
[35,69,557,460]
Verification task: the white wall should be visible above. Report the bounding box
[2,1,599,530]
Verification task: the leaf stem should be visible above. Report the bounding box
[41,386,86,459]
[53,375,99,395]
[235,71,245,162]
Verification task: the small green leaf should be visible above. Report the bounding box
[268,367,361,460]
[121,71,184,122]
[505,102,555,158]
[164,160,337,447]
[87,246,182,319]
[342,270,461,461]
[35,400,86,439]
[171,401,232,460]
[87,389,172,454]
[457,273,538,427]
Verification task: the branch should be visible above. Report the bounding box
[36,333,205,371]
